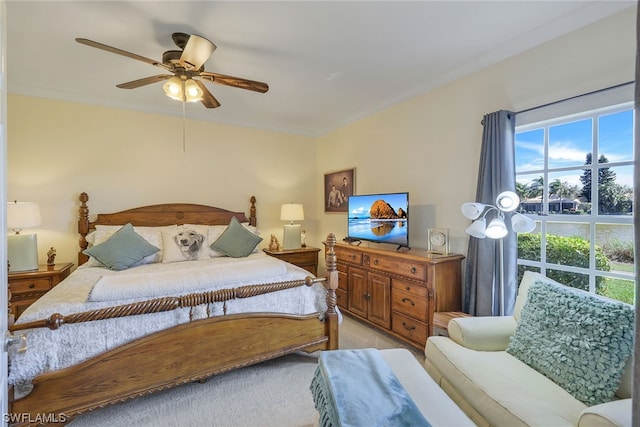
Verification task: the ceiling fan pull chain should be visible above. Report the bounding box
[182,101,186,153]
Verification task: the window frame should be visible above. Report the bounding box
[515,100,635,295]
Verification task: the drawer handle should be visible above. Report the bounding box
[401,297,415,306]
[402,322,416,331]
[349,255,356,260]
[373,259,379,265]
[405,286,411,291]
[28,283,35,289]
[410,267,417,274]
[364,294,372,301]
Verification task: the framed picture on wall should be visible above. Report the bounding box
[324,168,355,213]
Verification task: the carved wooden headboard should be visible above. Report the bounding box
[77,192,257,266]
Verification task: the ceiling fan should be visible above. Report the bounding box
[76,33,269,108]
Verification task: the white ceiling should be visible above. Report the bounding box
[7,1,635,137]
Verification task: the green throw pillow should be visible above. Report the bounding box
[506,279,634,406]
[83,223,160,271]
[210,217,263,258]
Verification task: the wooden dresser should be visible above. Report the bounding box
[8,263,73,317]
[327,242,464,350]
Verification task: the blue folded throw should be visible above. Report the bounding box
[310,348,432,427]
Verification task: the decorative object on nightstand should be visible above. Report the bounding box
[7,201,42,272]
[461,190,536,315]
[268,234,281,252]
[263,246,320,276]
[46,247,57,266]
[280,203,304,250]
[427,228,449,254]
[301,230,306,247]
[8,262,73,317]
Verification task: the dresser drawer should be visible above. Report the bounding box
[392,311,428,346]
[364,254,427,282]
[9,277,52,295]
[335,246,362,265]
[392,282,428,321]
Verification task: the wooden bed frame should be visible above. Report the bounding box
[9,193,339,425]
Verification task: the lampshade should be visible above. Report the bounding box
[163,76,184,101]
[511,212,536,233]
[7,201,41,232]
[184,79,204,103]
[461,202,487,220]
[465,218,487,239]
[280,204,304,223]
[485,217,508,239]
[495,191,520,212]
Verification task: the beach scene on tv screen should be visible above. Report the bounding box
[348,193,408,245]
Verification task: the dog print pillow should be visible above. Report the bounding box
[161,225,210,263]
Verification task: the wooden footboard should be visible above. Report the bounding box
[9,241,339,424]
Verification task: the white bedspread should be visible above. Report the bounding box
[9,253,327,393]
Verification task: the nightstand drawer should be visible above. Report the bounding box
[363,254,427,282]
[9,278,52,294]
[335,246,362,265]
[281,251,316,266]
[392,311,428,345]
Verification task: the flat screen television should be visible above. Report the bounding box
[347,192,409,248]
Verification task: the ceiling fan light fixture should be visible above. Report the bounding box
[184,79,203,102]
[163,76,184,101]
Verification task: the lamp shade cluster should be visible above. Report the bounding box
[163,77,204,103]
[461,191,535,239]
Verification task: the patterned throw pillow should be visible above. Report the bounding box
[506,279,634,405]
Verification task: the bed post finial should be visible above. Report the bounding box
[324,233,339,350]
[78,192,90,265]
[249,196,257,227]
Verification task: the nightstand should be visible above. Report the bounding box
[8,263,73,317]
[263,246,320,275]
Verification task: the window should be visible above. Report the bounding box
[515,90,634,304]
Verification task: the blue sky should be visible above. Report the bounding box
[515,109,633,188]
[348,193,408,217]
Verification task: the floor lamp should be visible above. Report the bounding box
[461,191,535,315]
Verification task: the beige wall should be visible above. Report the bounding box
[316,7,636,261]
[7,8,635,269]
[7,96,316,266]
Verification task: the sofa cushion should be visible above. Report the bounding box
[425,336,586,426]
[506,279,634,406]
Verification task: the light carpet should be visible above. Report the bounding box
[69,353,321,427]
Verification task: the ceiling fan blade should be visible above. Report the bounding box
[195,80,221,108]
[75,38,172,71]
[116,75,173,89]
[180,34,216,70]
[200,72,269,93]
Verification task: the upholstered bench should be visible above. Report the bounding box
[311,348,473,426]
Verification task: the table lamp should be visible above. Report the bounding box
[280,204,304,250]
[7,201,42,272]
